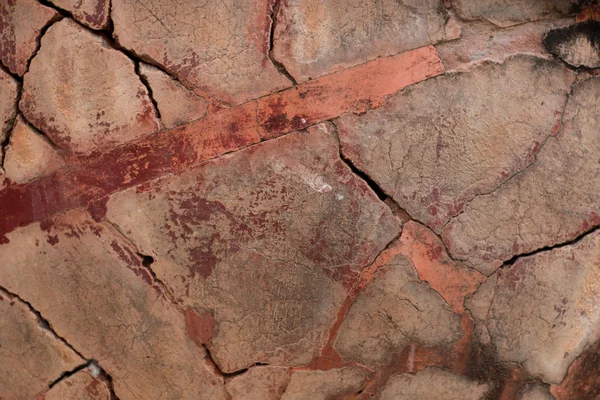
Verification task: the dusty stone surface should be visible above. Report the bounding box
[443,76,600,274]
[281,367,367,399]
[106,123,399,372]
[44,369,111,400]
[333,250,463,367]
[3,116,64,183]
[544,21,600,69]
[0,0,58,76]
[51,0,110,30]
[0,290,83,399]
[0,68,18,142]
[0,210,228,400]
[376,367,490,400]
[226,366,290,400]
[466,230,600,383]
[140,63,208,128]
[20,19,160,155]
[272,0,456,82]
[339,55,574,233]
[111,0,291,105]
[453,0,582,27]
[520,383,555,400]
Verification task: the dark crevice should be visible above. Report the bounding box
[0,62,21,83]
[49,361,121,400]
[24,11,64,77]
[0,83,22,169]
[268,0,297,85]
[15,111,64,154]
[49,361,90,388]
[135,61,162,120]
[201,343,269,381]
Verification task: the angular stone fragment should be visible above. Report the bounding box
[20,19,159,155]
[0,0,58,76]
[0,290,83,399]
[140,63,208,128]
[466,230,600,383]
[281,368,366,400]
[544,21,600,69]
[550,339,600,400]
[0,211,227,400]
[0,68,18,142]
[106,123,400,372]
[520,383,555,400]
[339,56,574,233]
[333,248,463,367]
[111,0,291,105]
[376,367,490,400]
[272,0,455,82]
[443,76,600,274]
[44,369,111,400]
[453,0,582,27]
[3,116,64,183]
[51,0,110,30]
[226,367,290,400]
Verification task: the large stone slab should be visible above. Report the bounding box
[0,210,227,400]
[338,56,574,234]
[20,19,160,155]
[443,76,600,274]
[106,123,400,372]
[466,230,600,383]
[111,0,291,105]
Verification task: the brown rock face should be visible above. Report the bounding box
[3,116,64,183]
[111,0,292,105]
[20,19,160,155]
[0,211,227,400]
[453,0,582,27]
[139,63,208,128]
[226,366,290,400]
[0,0,58,76]
[106,123,399,372]
[0,289,83,399]
[443,76,600,274]
[544,21,600,69]
[375,367,490,400]
[520,383,555,400]
[272,0,455,82]
[51,0,110,30]
[339,56,574,234]
[466,230,600,384]
[281,368,367,399]
[0,68,18,142]
[44,369,111,400]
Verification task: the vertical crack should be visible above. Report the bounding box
[268,0,297,85]
[135,61,162,121]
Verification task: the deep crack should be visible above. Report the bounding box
[268,0,298,85]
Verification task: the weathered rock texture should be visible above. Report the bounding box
[51,0,110,30]
[43,368,111,400]
[0,68,18,142]
[544,21,600,69]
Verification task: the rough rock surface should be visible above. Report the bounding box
[0,211,228,400]
[111,0,291,105]
[3,116,64,183]
[0,68,18,142]
[106,123,399,372]
[376,367,490,400]
[339,55,574,233]
[51,0,110,30]
[453,0,582,27]
[520,383,555,400]
[44,369,111,400]
[140,63,208,128]
[281,368,367,399]
[272,0,457,82]
[333,249,463,367]
[0,290,83,399]
[443,76,600,274]
[550,339,600,400]
[20,19,159,155]
[544,21,600,69]
[226,367,290,400]
[0,0,58,76]
[466,230,600,383]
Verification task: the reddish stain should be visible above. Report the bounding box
[185,307,216,347]
[46,235,59,245]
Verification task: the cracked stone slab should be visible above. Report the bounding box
[466,230,600,383]
[3,116,64,184]
[111,0,291,105]
[333,245,463,367]
[338,55,574,234]
[0,0,58,76]
[281,367,367,399]
[520,383,555,400]
[140,63,209,128]
[272,0,458,82]
[106,122,400,372]
[544,21,600,69]
[443,76,600,274]
[44,369,111,400]
[453,0,582,27]
[51,0,110,30]
[375,367,490,400]
[0,67,18,142]
[0,290,83,399]
[226,366,290,400]
[0,210,228,400]
[20,19,160,155]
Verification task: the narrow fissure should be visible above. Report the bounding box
[268,0,298,85]
[134,61,162,120]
